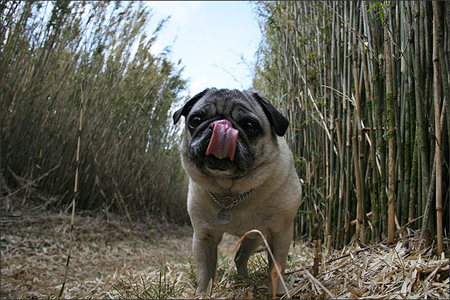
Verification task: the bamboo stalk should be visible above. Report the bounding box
[420,157,436,248]
[370,3,387,240]
[336,118,344,249]
[352,44,363,158]
[384,4,396,245]
[413,1,430,214]
[344,96,352,245]
[432,15,443,256]
[352,135,364,243]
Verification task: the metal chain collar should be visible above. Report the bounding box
[207,189,255,210]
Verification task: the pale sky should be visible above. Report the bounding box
[145,1,262,96]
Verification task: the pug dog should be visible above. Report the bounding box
[173,88,302,295]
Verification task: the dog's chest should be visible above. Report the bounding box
[188,185,294,236]
[216,204,283,236]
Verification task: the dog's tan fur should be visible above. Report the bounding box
[173,88,302,294]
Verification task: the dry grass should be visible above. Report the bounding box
[1,207,448,299]
[286,238,449,299]
[0,208,193,299]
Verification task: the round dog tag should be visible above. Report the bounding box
[217,208,231,224]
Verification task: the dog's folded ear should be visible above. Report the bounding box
[173,88,212,124]
[244,90,289,137]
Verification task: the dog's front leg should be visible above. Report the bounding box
[192,230,222,294]
[267,227,293,295]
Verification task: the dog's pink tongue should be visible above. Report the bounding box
[206,120,239,161]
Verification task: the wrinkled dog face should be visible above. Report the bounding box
[173,89,289,179]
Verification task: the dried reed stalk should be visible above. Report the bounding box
[58,76,84,299]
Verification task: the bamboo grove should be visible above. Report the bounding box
[1,1,189,222]
[253,1,449,255]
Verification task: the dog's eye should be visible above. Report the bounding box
[242,120,260,137]
[189,116,202,129]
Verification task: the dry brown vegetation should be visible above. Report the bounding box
[1,205,193,299]
[1,1,189,222]
[1,202,448,299]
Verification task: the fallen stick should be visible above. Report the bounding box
[302,269,335,298]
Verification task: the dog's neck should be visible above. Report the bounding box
[206,189,255,210]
